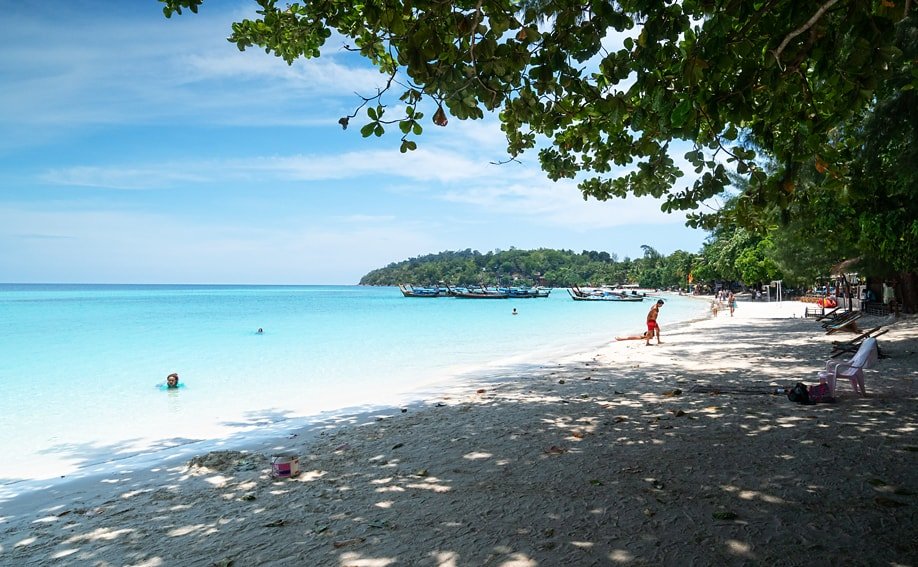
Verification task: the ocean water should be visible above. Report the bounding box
[0,284,706,488]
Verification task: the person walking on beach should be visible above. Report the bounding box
[727,291,736,317]
[646,299,664,346]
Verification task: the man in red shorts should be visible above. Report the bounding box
[646,299,664,346]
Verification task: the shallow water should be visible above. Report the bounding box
[0,284,705,485]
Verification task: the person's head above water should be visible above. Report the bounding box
[166,373,179,388]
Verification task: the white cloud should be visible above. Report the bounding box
[439,178,687,230]
[0,3,390,136]
[38,167,210,191]
[35,145,489,190]
[33,127,694,233]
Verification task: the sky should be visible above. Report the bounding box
[0,1,709,285]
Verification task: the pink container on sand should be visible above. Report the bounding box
[271,455,300,478]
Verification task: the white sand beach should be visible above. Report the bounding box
[1,300,916,566]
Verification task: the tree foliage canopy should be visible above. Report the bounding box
[161,1,917,309]
[161,0,915,223]
[724,13,918,290]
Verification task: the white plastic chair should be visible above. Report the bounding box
[818,337,878,397]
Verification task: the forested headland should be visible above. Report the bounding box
[358,240,759,291]
[359,247,681,288]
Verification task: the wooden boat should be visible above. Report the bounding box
[610,284,661,298]
[568,286,644,302]
[399,284,441,297]
[448,285,509,299]
[503,287,551,298]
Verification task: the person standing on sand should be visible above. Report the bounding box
[727,291,736,317]
[646,299,664,346]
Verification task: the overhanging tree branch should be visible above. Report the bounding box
[771,0,841,69]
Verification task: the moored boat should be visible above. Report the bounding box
[399,284,441,297]
[503,286,551,298]
[612,284,660,298]
[448,285,510,299]
[568,286,644,301]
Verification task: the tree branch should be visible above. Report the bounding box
[771,0,841,69]
[467,0,502,104]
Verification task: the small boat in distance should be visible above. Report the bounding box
[612,284,660,298]
[568,286,644,302]
[448,285,510,299]
[400,284,551,299]
[503,287,551,298]
[398,284,441,297]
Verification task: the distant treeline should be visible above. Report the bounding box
[358,247,696,289]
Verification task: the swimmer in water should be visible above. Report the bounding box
[166,373,180,389]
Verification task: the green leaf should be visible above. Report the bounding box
[671,99,692,128]
[723,125,738,141]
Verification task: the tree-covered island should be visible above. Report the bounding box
[357,243,776,292]
[359,247,685,288]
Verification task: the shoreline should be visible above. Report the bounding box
[0,292,708,497]
[2,301,915,565]
[0,287,706,487]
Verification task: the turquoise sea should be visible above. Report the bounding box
[0,284,706,491]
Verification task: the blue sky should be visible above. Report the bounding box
[0,1,709,284]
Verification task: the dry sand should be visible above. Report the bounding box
[1,301,916,566]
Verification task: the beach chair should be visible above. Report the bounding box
[818,337,878,396]
[814,306,840,321]
[820,310,854,328]
[830,327,888,358]
[824,312,863,335]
